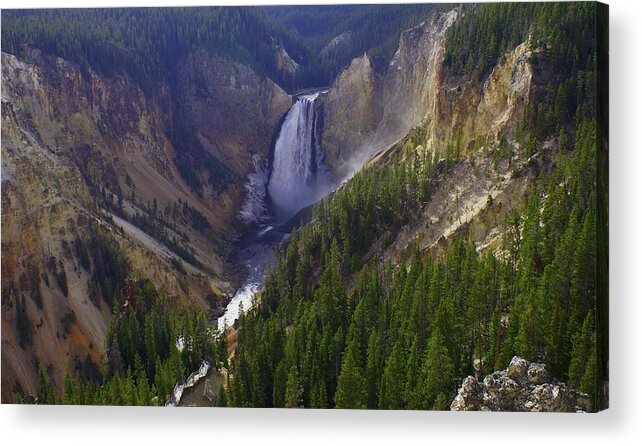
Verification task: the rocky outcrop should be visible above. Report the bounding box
[321,54,383,178]
[430,40,534,156]
[451,356,591,412]
[273,43,300,76]
[321,10,457,180]
[373,10,458,153]
[320,32,352,58]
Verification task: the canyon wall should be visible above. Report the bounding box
[319,9,556,275]
[0,47,289,400]
[176,50,291,178]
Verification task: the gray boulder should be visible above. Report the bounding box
[506,356,529,382]
[527,362,552,385]
[451,376,483,411]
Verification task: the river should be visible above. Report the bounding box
[216,224,288,332]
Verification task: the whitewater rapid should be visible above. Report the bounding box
[165,360,210,406]
[216,228,283,332]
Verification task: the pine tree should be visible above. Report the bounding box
[418,327,454,409]
[334,340,366,409]
[37,364,56,404]
[404,336,423,409]
[379,339,406,409]
[309,376,328,408]
[364,332,381,409]
[217,386,228,407]
[568,312,595,389]
[284,366,303,408]
[272,360,288,408]
[579,342,597,410]
[63,370,76,405]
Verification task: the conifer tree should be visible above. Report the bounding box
[37,364,57,405]
[334,339,366,409]
[284,367,303,408]
[568,312,595,390]
[379,339,406,409]
[404,336,423,409]
[419,327,454,409]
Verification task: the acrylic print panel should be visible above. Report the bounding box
[0,2,608,411]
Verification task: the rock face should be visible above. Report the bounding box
[321,54,383,178]
[273,43,300,76]
[320,32,352,58]
[451,357,591,412]
[321,10,457,180]
[176,50,291,178]
[321,10,535,183]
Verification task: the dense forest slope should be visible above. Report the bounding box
[1,8,326,91]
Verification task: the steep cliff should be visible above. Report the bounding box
[175,50,291,179]
[322,9,534,183]
[319,9,543,259]
[321,10,457,179]
[321,55,383,177]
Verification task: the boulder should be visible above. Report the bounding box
[506,356,529,382]
[203,378,218,403]
[527,362,552,385]
[451,376,483,411]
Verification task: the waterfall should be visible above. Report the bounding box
[238,91,330,225]
[267,92,329,220]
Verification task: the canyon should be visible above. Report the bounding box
[1,4,603,408]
